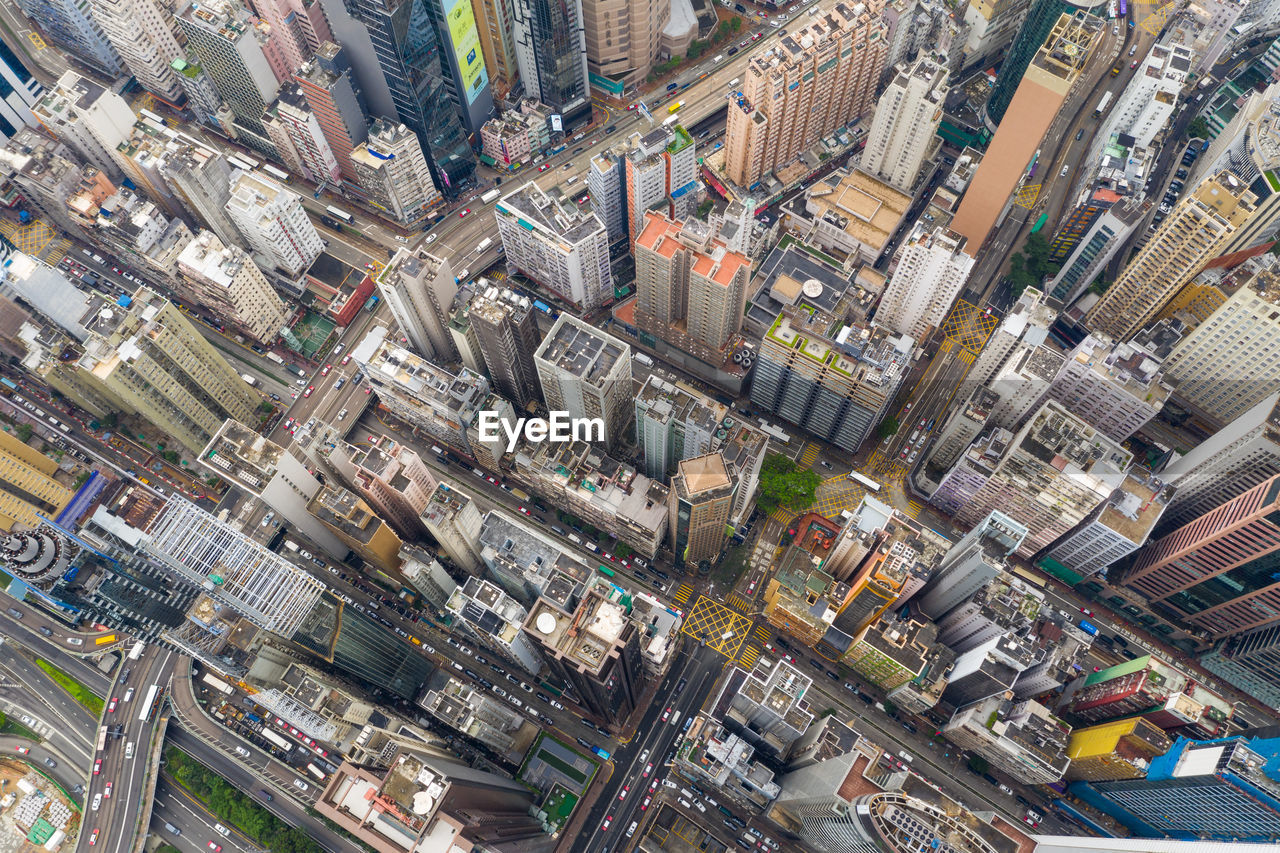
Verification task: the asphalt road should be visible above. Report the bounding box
[79,645,175,853]
[573,639,732,853]
[151,777,260,853]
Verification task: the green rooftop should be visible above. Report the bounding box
[667,125,693,154]
[1082,654,1152,687]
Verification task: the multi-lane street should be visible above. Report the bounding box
[80,645,175,853]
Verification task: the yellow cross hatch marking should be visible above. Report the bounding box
[680,596,753,659]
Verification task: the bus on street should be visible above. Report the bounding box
[325,205,354,224]
[848,472,882,492]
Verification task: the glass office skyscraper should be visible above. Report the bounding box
[350,0,477,196]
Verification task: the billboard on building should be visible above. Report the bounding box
[445,0,489,105]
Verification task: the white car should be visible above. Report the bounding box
[425,234,438,244]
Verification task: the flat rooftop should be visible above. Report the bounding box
[535,314,628,384]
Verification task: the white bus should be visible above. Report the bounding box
[480,188,501,204]
[325,205,354,224]
[305,762,328,781]
[475,237,492,254]
[138,685,162,723]
[227,156,257,172]
[260,728,293,752]
[848,472,881,492]
[261,163,290,182]
[202,672,234,696]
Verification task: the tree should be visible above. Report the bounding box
[162,450,180,464]
[757,453,821,512]
[1188,117,1210,141]
[1007,231,1060,297]
[730,16,741,31]
[257,401,274,414]
[615,543,633,559]
[101,412,118,429]
[877,415,899,440]
[15,423,32,442]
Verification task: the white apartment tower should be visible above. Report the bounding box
[176,231,290,345]
[876,225,972,340]
[1045,333,1171,443]
[31,71,135,179]
[224,172,324,277]
[861,55,948,192]
[350,119,441,227]
[1159,392,1280,530]
[495,183,613,310]
[1096,43,1192,150]
[968,287,1056,386]
[89,0,185,105]
[1041,468,1172,578]
[534,313,633,448]
[375,247,459,362]
[1163,261,1280,429]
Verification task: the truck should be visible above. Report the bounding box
[240,373,259,387]
[1078,619,1099,636]
[264,351,285,365]
[592,746,612,760]
[480,189,501,204]
[475,237,493,254]
[634,352,654,367]
[1094,91,1113,117]
[510,487,531,501]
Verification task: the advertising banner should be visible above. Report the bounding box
[446,0,489,105]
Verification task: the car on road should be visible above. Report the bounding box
[104,782,112,799]
[602,815,613,831]
[107,697,117,713]
[1080,607,1094,616]
[518,506,530,515]
[303,385,314,398]
[208,844,222,852]
[662,706,673,721]
[321,363,332,376]
[459,208,471,218]
[819,460,832,469]
[92,794,101,811]
[641,796,651,810]
[643,762,653,776]
[94,759,102,775]
[14,746,28,755]
[1023,810,1042,827]
[539,163,550,171]
[89,829,100,846]
[619,785,629,801]
[425,233,438,243]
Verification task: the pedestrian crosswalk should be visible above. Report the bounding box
[727,594,752,612]
[907,500,923,518]
[739,645,761,668]
[799,443,823,467]
[753,624,772,643]
[673,584,694,605]
[769,506,793,525]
